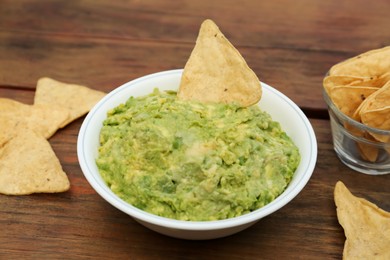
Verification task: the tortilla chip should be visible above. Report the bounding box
[328,86,378,118]
[0,116,18,144]
[334,181,390,259]
[0,128,70,195]
[357,81,390,142]
[177,19,262,107]
[359,80,390,113]
[0,98,70,139]
[361,107,390,144]
[361,107,390,130]
[355,132,380,162]
[35,77,106,127]
[323,75,378,93]
[349,72,390,88]
[329,46,390,78]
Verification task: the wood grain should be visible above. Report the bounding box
[0,30,337,111]
[1,0,389,52]
[1,0,389,110]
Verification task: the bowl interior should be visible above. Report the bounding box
[77,69,317,231]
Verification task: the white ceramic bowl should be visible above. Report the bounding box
[77,69,317,240]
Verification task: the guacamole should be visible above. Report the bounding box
[96,89,300,221]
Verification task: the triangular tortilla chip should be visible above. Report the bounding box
[177,19,262,107]
[329,46,390,78]
[323,75,377,94]
[334,181,390,259]
[0,117,19,145]
[34,77,106,127]
[355,132,380,162]
[0,98,70,139]
[327,86,378,118]
[323,73,390,94]
[0,128,70,195]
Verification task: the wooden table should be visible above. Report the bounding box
[1,0,389,259]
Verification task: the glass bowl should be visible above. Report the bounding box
[323,89,390,175]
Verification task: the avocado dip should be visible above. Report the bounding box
[96,89,300,221]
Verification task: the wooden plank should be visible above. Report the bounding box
[1,0,389,111]
[0,31,340,111]
[1,0,389,53]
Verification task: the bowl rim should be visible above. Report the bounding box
[77,69,317,231]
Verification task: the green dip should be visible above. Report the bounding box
[96,89,300,221]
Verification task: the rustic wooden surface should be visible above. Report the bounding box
[1,0,389,259]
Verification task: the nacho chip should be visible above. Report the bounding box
[177,19,262,107]
[0,128,70,195]
[359,80,390,121]
[0,98,69,139]
[35,77,106,127]
[334,181,390,259]
[323,75,379,94]
[361,107,390,144]
[0,116,19,145]
[328,86,378,118]
[359,80,390,114]
[351,72,390,88]
[356,133,380,162]
[329,46,390,78]
[361,107,390,131]
[358,80,390,143]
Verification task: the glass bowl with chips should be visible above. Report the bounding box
[323,88,390,175]
[323,46,390,175]
[78,69,317,240]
